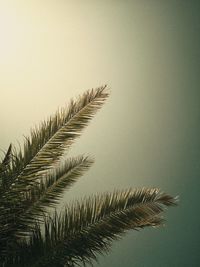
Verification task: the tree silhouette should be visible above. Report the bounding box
[0,86,177,266]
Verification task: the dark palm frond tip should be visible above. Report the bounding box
[0,144,12,178]
[13,188,177,267]
[1,144,12,166]
[0,144,12,190]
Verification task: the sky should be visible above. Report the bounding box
[0,1,200,266]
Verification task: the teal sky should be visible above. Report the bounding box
[0,1,200,266]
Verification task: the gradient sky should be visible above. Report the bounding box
[0,1,200,266]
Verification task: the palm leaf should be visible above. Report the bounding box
[0,155,94,250]
[0,144,12,190]
[16,156,94,235]
[1,144,12,166]
[9,188,177,267]
[3,86,109,197]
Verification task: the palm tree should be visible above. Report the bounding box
[0,86,177,267]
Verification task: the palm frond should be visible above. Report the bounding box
[0,155,94,248]
[3,86,109,196]
[17,156,94,234]
[0,144,12,190]
[27,155,94,208]
[1,144,12,166]
[11,188,177,267]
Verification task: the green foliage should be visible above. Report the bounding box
[0,86,177,267]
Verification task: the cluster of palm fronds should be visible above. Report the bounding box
[0,86,177,267]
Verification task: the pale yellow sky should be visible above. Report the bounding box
[0,0,183,152]
[0,0,192,206]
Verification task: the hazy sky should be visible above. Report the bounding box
[0,1,200,266]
